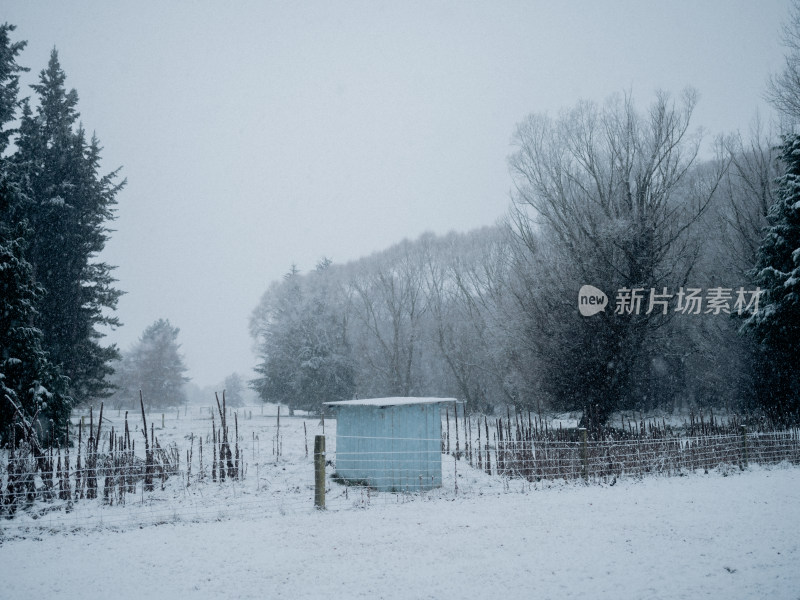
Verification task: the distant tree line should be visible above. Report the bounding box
[0,24,123,444]
[251,5,800,427]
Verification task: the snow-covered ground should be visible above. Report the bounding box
[1,466,798,600]
[2,404,798,598]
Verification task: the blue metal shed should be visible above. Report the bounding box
[325,397,457,492]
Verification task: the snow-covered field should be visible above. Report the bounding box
[1,467,798,599]
[2,404,799,599]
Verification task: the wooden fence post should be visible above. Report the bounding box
[314,435,326,509]
[579,427,588,481]
[741,425,748,469]
[276,405,281,458]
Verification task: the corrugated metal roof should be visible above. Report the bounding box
[325,396,459,407]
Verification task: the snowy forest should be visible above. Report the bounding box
[2,2,800,453]
[249,91,798,428]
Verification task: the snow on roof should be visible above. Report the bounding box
[324,397,459,407]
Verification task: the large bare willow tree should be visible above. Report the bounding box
[767,0,800,128]
[507,90,727,428]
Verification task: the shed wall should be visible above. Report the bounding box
[335,403,442,491]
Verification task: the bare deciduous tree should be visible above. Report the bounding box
[767,0,800,128]
[347,240,427,397]
[507,90,728,428]
[716,120,780,279]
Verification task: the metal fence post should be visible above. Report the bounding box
[314,435,326,509]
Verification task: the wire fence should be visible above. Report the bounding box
[1,405,799,537]
[469,430,800,481]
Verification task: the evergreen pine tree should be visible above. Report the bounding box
[114,319,189,411]
[0,216,71,443]
[0,23,27,156]
[251,262,355,414]
[13,49,124,404]
[0,24,71,443]
[743,134,800,424]
[223,372,246,408]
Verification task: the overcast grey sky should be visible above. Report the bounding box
[4,1,791,387]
